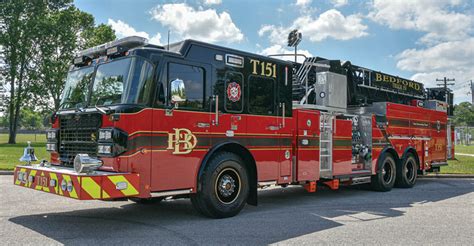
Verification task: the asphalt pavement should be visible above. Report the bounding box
[0,176,473,245]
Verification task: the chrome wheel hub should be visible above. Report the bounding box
[215,167,241,204]
[218,174,236,197]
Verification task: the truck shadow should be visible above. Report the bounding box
[9,179,472,245]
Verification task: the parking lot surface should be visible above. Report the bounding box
[1,176,473,245]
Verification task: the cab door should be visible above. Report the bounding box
[151,59,212,191]
[209,71,247,148]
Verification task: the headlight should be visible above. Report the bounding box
[61,179,67,191]
[98,129,113,141]
[98,144,112,155]
[97,128,128,157]
[67,181,74,192]
[46,129,57,140]
[46,143,57,152]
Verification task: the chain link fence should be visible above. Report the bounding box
[455,127,474,145]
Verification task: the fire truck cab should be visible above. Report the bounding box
[14,36,452,218]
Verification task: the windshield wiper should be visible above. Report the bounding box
[58,100,84,111]
[94,97,112,115]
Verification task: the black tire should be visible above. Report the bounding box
[191,152,249,218]
[395,153,418,188]
[371,152,397,192]
[129,197,163,204]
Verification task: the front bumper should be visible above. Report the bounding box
[14,165,140,200]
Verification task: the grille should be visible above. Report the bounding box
[58,113,101,166]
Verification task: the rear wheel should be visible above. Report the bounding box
[191,152,249,218]
[395,154,418,188]
[371,152,397,192]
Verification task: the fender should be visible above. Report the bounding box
[376,146,400,173]
[197,141,258,206]
[401,147,420,169]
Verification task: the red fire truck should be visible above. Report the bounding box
[13,36,453,218]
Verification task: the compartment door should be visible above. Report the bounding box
[319,113,334,178]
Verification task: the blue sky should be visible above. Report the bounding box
[75,0,473,103]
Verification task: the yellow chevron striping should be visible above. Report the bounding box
[62,175,78,198]
[27,170,37,188]
[108,175,138,196]
[81,177,109,199]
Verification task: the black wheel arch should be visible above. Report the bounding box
[401,147,420,169]
[198,141,258,206]
[377,147,400,172]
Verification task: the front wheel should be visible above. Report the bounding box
[371,152,397,192]
[395,154,418,188]
[191,152,249,218]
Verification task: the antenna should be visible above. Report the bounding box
[167,29,170,51]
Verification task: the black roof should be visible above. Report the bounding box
[164,39,294,65]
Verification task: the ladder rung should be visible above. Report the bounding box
[320,154,332,157]
[320,140,332,142]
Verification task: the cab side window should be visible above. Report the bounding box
[248,75,275,115]
[224,72,244,113]
[168,63,205,110]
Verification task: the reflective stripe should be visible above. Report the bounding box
[62,175,78,198]
[108,175,139,196]
[81,177,109,199]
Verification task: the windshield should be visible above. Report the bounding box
[60,66,94,109]
[91,57,154,106]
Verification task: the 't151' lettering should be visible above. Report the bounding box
[250,59,277,78]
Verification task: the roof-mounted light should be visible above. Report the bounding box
[76,36,148,59]
[73,55,92,66]
[106,46,127,56]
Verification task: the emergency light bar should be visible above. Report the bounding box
[75,36,149,60]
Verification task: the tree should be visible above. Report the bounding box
[454,102,474,126]
[0,0,61,143]
[31,6,115,111]
[0,0,115,143]
[19,107,45,130]
[81,23,116,49]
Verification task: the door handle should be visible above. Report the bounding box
[267,125,280,131]
[197,122,210,128]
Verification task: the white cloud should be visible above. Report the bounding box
[369,0,473,45]
[108,19,149,39]
[259,9,368,45]
[150,3,243,43]
[203,0,222,5]
[296,0,312,6]
[149,33,162,46]
[396,38,474,103]
[259,44,313,63]
[331,0,348,7]
[396,38,474,72]
[369,0,473,103]
[107,19,162,45]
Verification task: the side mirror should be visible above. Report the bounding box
[170,79,186,104]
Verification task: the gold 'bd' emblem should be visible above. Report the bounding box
[167,128,197,155]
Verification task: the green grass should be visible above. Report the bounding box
[0,134,473,174]
[445,155,474,174]
[453,145,474,155]
[0,134,48,170]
